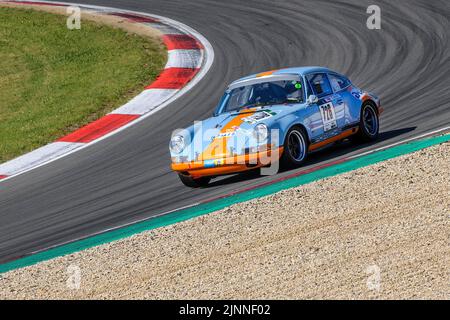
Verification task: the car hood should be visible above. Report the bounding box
[171,103,304,161]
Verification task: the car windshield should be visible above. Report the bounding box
[217,80,304,114]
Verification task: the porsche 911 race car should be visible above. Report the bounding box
[170,66,382,187]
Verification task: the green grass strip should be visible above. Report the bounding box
[0,7,166,162]
[0,133,449,273]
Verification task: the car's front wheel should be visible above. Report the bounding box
[280,126,309,168]
[178,173,211,188]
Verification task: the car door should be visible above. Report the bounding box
[328,73,359,127]
[305,73,344,140]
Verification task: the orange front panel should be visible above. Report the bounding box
[172,147,284,177]
[187,164,261,178]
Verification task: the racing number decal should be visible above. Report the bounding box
[319,102,337,131]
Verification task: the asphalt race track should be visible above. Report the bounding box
[0,0,449,264]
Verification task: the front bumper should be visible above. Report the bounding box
[171,147,283,178]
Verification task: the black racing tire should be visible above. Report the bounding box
[355,101,380,142]
[178,173,211,188]
[280,126,309,168]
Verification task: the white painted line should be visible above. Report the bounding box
[0,142,83,176]
[111,89,178,115]
[165,49,203,69]
[348,125,450,159]
[28,202,200,255]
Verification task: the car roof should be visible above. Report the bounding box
[229,66,334,87]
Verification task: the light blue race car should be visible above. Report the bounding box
[170,66,382,187]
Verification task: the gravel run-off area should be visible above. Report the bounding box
[1,141,449,299]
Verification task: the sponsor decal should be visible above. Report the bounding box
[210,126,238,141]
[204,159,224,168]
[319,102,337,131]
[322,96,333,103]
[204,159,215,168]
[351,87,364,100]
[242,111,276,124]
[214,131,235,139]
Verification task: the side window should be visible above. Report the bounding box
[306,73,333,98]
[328,73,350,92]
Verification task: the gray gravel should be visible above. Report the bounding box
[1,141,448,299]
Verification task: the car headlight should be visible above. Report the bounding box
[170,135,185,154]
[253,124,268,142]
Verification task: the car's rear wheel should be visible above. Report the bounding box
[178,173,211,188]
[355,102,379,142]
[280,126,309,168]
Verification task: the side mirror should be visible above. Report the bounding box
[307,95,318,105]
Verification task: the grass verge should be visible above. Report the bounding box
[0,7,166,163]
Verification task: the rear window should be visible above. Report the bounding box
[328,73,351,92]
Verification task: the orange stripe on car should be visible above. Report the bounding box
[309,128,358,151]
[255,69,277,77]
[200,110,256,160]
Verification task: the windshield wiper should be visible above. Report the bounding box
[231,102,265,113]
[230,100,287,114]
